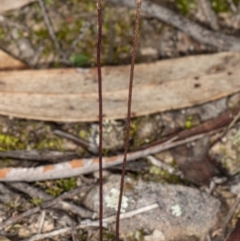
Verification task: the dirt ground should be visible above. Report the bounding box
[0,0,240,241]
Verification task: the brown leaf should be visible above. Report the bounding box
[0,0,36,13]
[0,50,26,70]
[0,52,239,122]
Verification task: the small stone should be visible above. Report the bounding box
[93,170,111,180]
[139,47,158,62]
[17,38,35,59]
[228,93,240,109]
[144,229,165,241]
[83,175,221,241]
[154,151,174,164]
[185,98,227,122]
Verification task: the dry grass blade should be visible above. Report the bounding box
[116,0,142,240]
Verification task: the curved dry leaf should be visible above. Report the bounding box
[0,0,36,13]
[0,50,26,70]
[0,52,239,122]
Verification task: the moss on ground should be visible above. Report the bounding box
[35,177,77,197]
[0,0,139,67]
[175,0,240,14]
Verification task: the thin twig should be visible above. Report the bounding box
[198,0,219,30]
[221,194,240,236]
[210,110,240,148]
[106,203,158,223]
[116,1,142,240]
[40,185,89,209]
[108,0,240,51]
[1,206,40,230]
[227,0,237,13]
[67,21,91,56]
[0,14,30,32]
[0,183,27,203]
[9,183,92,217]
[0,105,237,182]
[53,129,97,154]
[0,184,92,229]
[224,218,240,241]
[96,0,103,240]
[22,227,73,241]
[0,150,77,162]
[37,210,46,234]
[147,155,183,178]
[0,130,222,182]
[71,225,79,241]
[37,0,70,64]
[22,203,159,241]
[228,111,240,130]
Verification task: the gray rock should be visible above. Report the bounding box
[83,175,221,240]
[17,38,35,59]
[185,98,227,122]
[139,47,158,62]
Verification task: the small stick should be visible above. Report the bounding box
[108,0,240,51]
[1,206,40,230]
[0,14,30,32]
[38,0,70,64]
[67,21,91,56]
[22,203,159,241]
[0,149,77,162]
[0,184,92,229]
[147,155,183,178]
[53,129,97,154]
[221,194,240,237]
[210,110,240,148]
[198,0,219,30]
[0,131,218,182]
[71,226,79,241]
[116,1,142,240]
[227,0,237,13]
[37,210,46,234]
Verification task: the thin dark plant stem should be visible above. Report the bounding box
[96,0,103,241]
[115,1,142,240]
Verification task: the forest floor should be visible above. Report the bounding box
[0,0,240,241]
